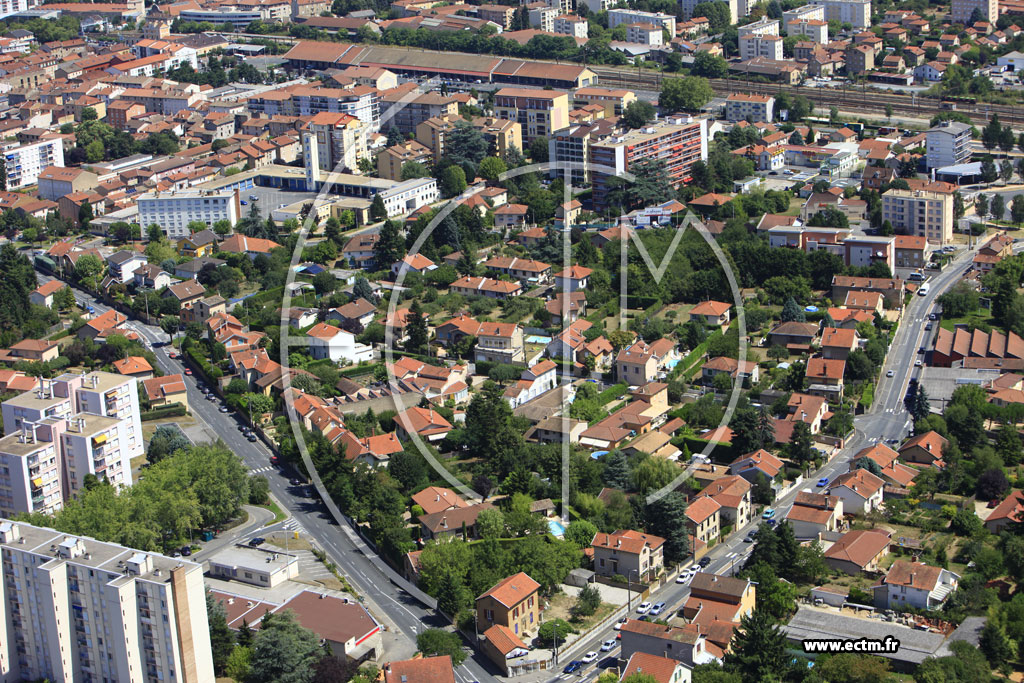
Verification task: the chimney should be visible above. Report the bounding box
[441,516,447,529]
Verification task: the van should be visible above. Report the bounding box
[908,271,926,282]
[918,283,930,296]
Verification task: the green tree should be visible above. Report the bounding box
[404,301,429,354]
[572,584,602,618]
[564,519,598,548]
[416,629,467,665]
[528,136,549,162]
[206,592,235,674]
[248,610,322,683]
[692,1,731,29]
[691,51,729,78]
[780,296,806,322]
[631,456,678,494]
[659,76,713,113]
[537,618,573,645]
[1012,194,1024,225]
[478,156,507,183]
[224,646,252,682]
[446,121,488,176]
[400,161,430,180]
[916,640,993,682]
[646,492,691,564]
[981,156,998,184]
[815,653,891,683]
[976,193,989,217]
[991,194,1005,220]
[369,193,387,221]
[440,165,467,198]
[622,100,656,129]
[373,219,405,269]
[724,608,791,681]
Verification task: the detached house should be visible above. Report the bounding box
[419,502,494,541]
[698,475,753,529]
[617,340,660,385]
[819,327,858,360]
[553,265,591,292]
[688,300,731,328]
[394,406,453,442]
[805,357,845,401]
[701,357,759,386]
[985,489,1024,533]
[824,528,891,574]
[784,491,844,539]
[874,560,959,610]
[826,468,885,514]
[685,496,721,546]
[591,529,666,582]
[476,572,540,639]
[729,449,782,483]
[898,431,947,468]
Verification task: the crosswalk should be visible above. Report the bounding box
[251,466,273,474]
[282,518,306,536]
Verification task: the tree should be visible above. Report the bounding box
[992,193,1007,221]
[405,301,429,354]
[573,584,602,618]
[537,618,573,645]
[147,425,191,463]
[691,51,729,79]
[440,165,467,198]
[977,467,1009,501]
[622,100,656,129]
[980,616,1015,667]
[659,76,713,113]
[789,421,814,463]
[815,654,890,683]
[1012,194,1024,225]
[692,1,731,29]
[1001,160,1014,183]
[564,519,598,548]
[916,640,994,683]
[780,296,806,322]
[981,156,998,184]
[312,270,336,295]
[528,136,549,162]
[74,253,104,285]
[400,161,430,180]
[416,629,467,665]
[78,200,94,230]
[478,156,507,183]
[373,219,405,269]
[53,285,75,311]
[645,492,690,564]
[225,647,252,682]
[249,610,322,683]
[788,130,804,145]
[724,608,790,681]
[206,592,236,674]
[369,193,387,221]
[983,114,1002,150]
[976,193,989,218]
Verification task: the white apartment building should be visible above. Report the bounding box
[951,0,996,23]
[529,5,557,31]
[379,177,440,218]
[179,7,262,28]
[131,39,199,70]
[2,138,64,190]
[782,4,825,29]
[306,323,375,364]
[881,188,954,245]
[0,519,215,683]
[681,0,737,22]
[787,17,828,42]
[138,188,241,239]
[553,14,588,38]
[725,93,775,122]
[926,120,972,170]
[0,0,36,21]
[579,0,614,12]
[738,18,782,60]
[0,372,142,516]
[626,22,663,46]
[808,0,871,29]
[607,8,676,34]
[304,111,368,174]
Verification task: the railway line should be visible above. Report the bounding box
[589,65,1024,126]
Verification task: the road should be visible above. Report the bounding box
[39,241,980,683]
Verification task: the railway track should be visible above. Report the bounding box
[589,66,1024,126]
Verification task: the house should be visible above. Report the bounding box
[620,653,692,683]
[985,489,1024,533]
[683,572,756,628]
[831,275,904,309]
[106,250,148,284]
[306,323,374,364]
[843,290,883,314]
[729,449,783,483]
[177,229,218,258]
[141,373,189,410]
[163,280,206,321]
[411,486,470,516]
[419,502,494,541]
[700,357,759,386]
[826,468,885,514]
[874,560,959,610]
[852,444,918,488]
[327,298,376,330]
[449,276,523,300]
[784,491,844,539]
[475,321,525,364]
[553,265,592,292]
[767,321,819,351]
[591,529,665,582]
[503,360,558,408]
[819,327,857,360]
[0,338,60,363]
[805,357,845,401]
[482,256,551,284]
[383,656,456,683]
[894,234,928,269]
[78,309,128,340]
[219,234,283,259]
[29,280,66,308]
[335,429,403,467]
[391,253,437,278]
[688,300,731,327]
[545,291,586,326]
[617,340,659,385]
[112,355,154,379]
[697,475,753,529]
[480,625,531,677]
[394,406,453,442]
[619,620,707,668]
[175,257,226,280]
[685,496,721,545]
[824,529,891,574]
[495,204,529,229]
[132,264,173,291]
[476,572,541,638]
[898,430,948,468]
[786,392,828,434]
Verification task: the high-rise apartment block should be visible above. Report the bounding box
[3,138,64,190]
[0,519,214,682]
[925,120,972,170]
[881,187,954,245]
[494,88,570,144]
[304,111,368,175]
[808,0,870,29]
[951,0,996,24]
[738,19,783,60]
[0,372,143,518]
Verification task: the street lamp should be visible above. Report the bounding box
[625,568,639,610]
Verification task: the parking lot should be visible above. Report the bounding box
[244,185,320,220]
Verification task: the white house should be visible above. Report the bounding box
[554,265,592,292]
[106,251,148,284]
[825,468,884,514]
[306,323,374,364]
[875,560,959,610]
[503,360,559,408]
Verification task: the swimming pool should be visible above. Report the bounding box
[548,520,566,537]
[525,335,552,344]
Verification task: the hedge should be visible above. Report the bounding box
[597,382,628,404]
[141,404,188,421]
[338,362,381,378]
[186,347,223,381]
[47,329,71,341]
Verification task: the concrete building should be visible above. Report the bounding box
[809,0,871,28]
[783,4,825,32]
[739,19,781,60]
[881,187,954,245]
[137,188,241,240]
[208,544,300,587]
[607,8,676,33]
[625,22,662,45]
[0,519,214,683]
[926,120,972,170]
[874,561,959,610]
[36,166,98,202]
[2,138,64,190]
[304,111,368,175]
[306,323,374,364]
[494,88,570,144]
[787,17,828,42]
[725,93,774,122]
[554,14,588,37]
[591,529,665,582]
[951,0,996,24]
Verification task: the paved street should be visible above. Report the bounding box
[36,240,983,682]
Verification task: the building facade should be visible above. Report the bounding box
[881,187,953,245]
[138,189,241,240]
[3,138,64,190]
[926,120,972,170]
[808,0,870,28]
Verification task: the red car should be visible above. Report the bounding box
[168,352,178,359]
[184,368,192,375]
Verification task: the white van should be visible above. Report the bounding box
[918,283,930,296]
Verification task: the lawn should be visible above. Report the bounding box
[545,591,618,634]
[939,308,997,332]
[260,500,287,525]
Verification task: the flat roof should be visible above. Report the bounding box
[0,430,54,457]
[209,544,299,573]
[782,606,946,664]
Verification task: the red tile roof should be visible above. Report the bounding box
[476,572,540,608]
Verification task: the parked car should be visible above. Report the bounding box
[886,370,894,377]
[817,478,829,487]
[649,602,666,616]
[636,602,652,614]
[613,617,627,630]
[699,556,711,568]
[248,537,265,547]
[581,652,599,664]
[762,508,776,520]
[601,639,617,652]
[744,530,756,542]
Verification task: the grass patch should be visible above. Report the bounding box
[860,382,875,409]
[545,591,619,633]
[938,309,997,332]
[260,500,287,525]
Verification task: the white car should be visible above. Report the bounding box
[613,617,627,630]
[581,651,599,664]
[601,638,618,652]
[636,601,652,614]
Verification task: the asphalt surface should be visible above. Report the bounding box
[36,240,983,682]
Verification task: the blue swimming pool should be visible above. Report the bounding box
[548,520,566,537]
[525,335,552,344]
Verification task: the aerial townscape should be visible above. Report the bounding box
[9,0,1024,680]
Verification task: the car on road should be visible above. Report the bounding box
[766,518,777,527]
[247,433,258,442]
[918,347,926,353]
[676,567,696,583]
[240,200,248,205]
[184,368,192,375]
[886,370,894,377]
[581,651,599,664]
[817,478,829,487]
[168,352,178,359]
[180,546,192,556]
[248,537,265,547]
[614,617,628,630]
[601,639,618,652]
[636,602,652,614]
[925,323,933,331]
[290,478,302,486]
[915,360,923,367]
[928,313,937,321]
[206,394,216,401]
[563,661,583,674]
[699,556,711,568]
[762,508,776,520]
[744,530,756,542]
[269,456,279,464]
[649,602,666,616]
